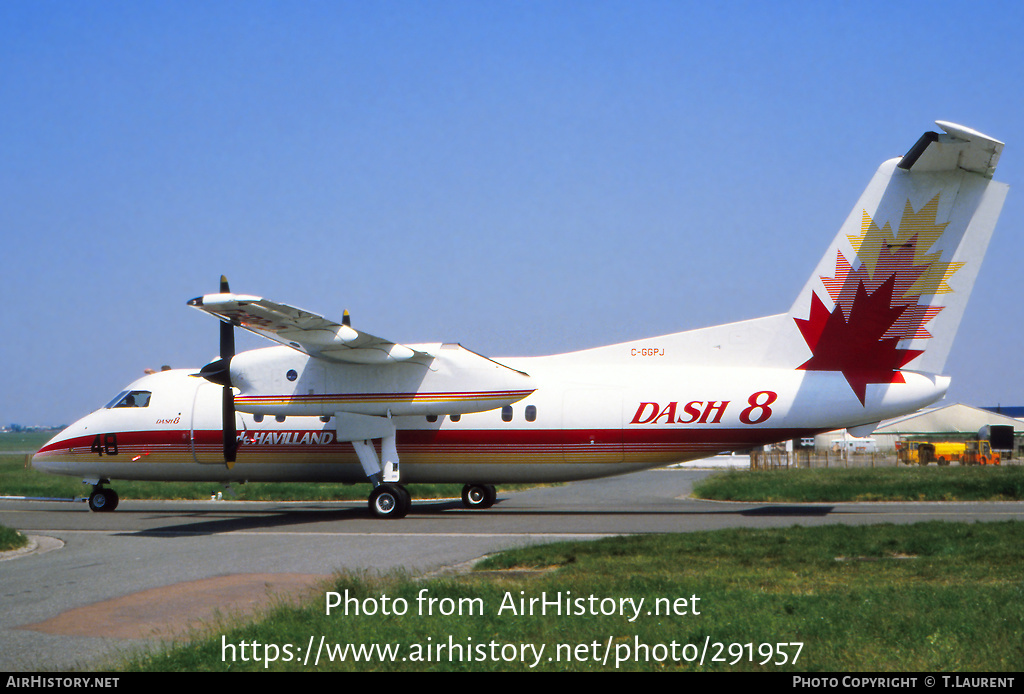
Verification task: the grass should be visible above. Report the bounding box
[0,431,57,453]
[692,466,1024,502]
[0,523,28,551]
[118,521,1024,672]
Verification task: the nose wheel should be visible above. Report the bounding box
[88,486,120,512]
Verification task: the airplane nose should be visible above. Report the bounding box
[30,431,62,474]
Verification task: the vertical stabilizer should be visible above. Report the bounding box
[787,121,1008,403]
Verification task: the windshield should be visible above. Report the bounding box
[105,390,152,408]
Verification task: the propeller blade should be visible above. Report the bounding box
[219,275,234,359]
[223,380,237,467]
[216,276,237,468]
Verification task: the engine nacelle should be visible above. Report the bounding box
[228,344,534,417]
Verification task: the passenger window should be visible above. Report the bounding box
[525,405,537,422]
[501,406,513,422]
[450,414,461,422]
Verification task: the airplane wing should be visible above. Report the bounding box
[188,292,429,365]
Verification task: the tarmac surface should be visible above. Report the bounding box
[3,463,1024,672]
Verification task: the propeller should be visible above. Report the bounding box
[195,276,238,468]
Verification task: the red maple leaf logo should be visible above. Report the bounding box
[796,195,964,405]
[794,274,923,405]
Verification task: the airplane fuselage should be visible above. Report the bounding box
[33,356,948,485]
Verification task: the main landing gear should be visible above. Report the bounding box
[368,483,411,519]
[461,484,497,509]
[87,483,119,513]
[366,483,498,518]
[344,412,496,519]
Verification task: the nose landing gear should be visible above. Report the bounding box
[87,484,119,512]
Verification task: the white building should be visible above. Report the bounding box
[813,403,1024,455]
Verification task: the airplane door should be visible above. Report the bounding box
[191,382,246,464]
[561,390,624,464]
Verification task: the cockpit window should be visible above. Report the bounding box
[104,391,129,409]
[106,390,152,408]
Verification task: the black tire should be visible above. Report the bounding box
[394,485,411,513]
[88,488,117,513]
[368,484,410,519]
[461,484,497,509]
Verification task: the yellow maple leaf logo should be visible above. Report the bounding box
[796,194,963,403]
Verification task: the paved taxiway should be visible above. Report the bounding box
[3,467,1024,671]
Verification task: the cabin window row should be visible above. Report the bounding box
[426,405,536,423]
[249,406,538,425]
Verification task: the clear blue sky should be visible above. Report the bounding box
[2,1,1022,426]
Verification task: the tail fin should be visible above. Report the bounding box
[556,121,1007,396]
[788,121,1008,403]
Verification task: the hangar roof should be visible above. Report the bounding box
[876,403,1024,435]
[981,406,1024,418]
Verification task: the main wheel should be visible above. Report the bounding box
[394,484,411,511]
[368,484,410,519]
[461,484,497,509]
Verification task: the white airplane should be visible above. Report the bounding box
[33,121,1008,518]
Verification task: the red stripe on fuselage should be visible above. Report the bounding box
[37,426,820,464]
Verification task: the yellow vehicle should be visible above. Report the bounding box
[962,439,1001,466]
[897,439,1000,466]
[898,440,959,466]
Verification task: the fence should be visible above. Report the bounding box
[749,449,1022,470]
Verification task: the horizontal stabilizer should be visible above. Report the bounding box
[898,121,1003,177]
